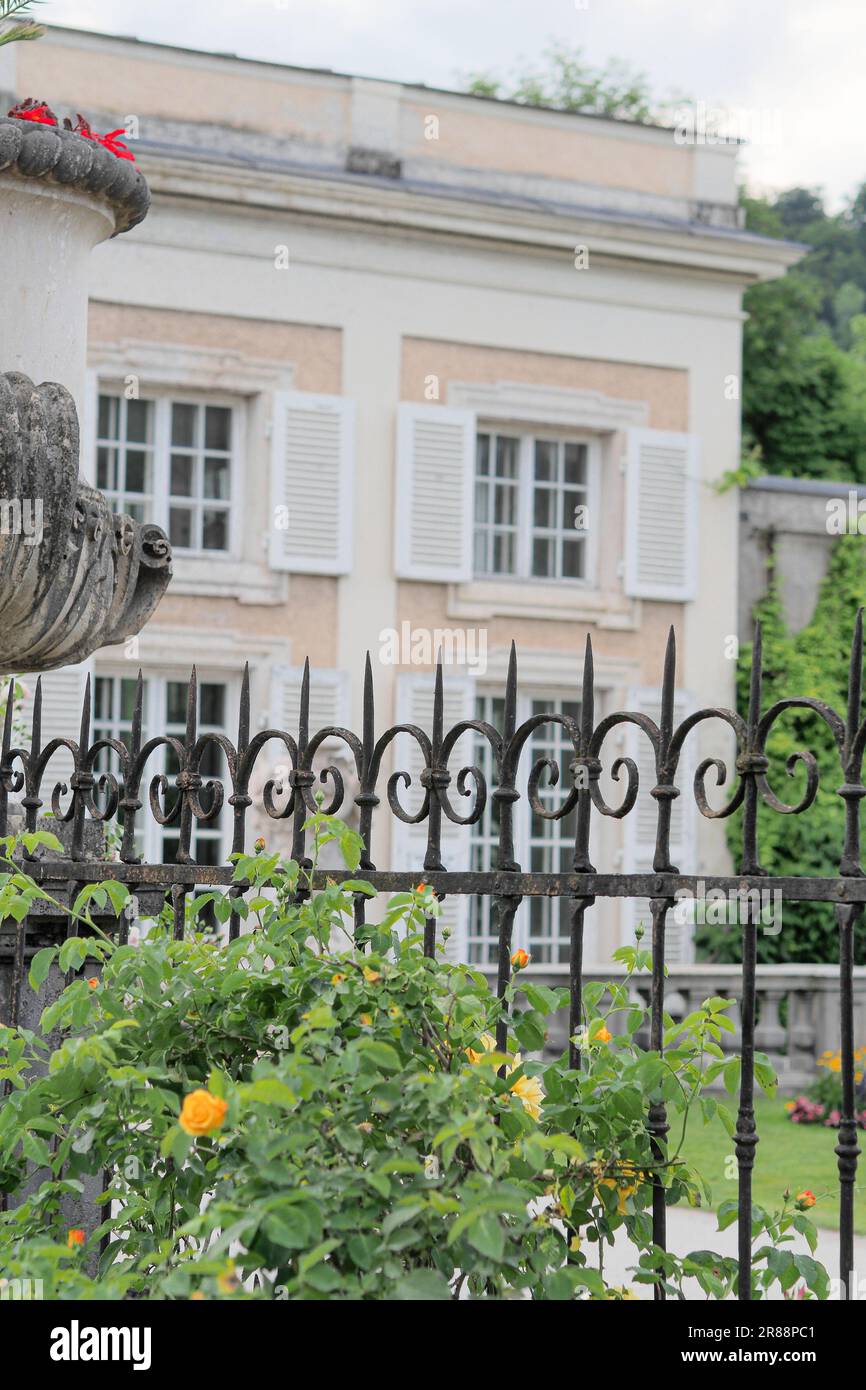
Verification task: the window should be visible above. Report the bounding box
[96,394,235,554]
[467,692,582,967]
[473,430,594,582]
[94,673,232,864]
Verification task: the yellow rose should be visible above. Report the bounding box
[510,1073,544,1120]
[594,1024,612,1044]
[179,1088,229,1136]
[466,1031,497,1064]
[359,1013,373,1026]
[363,966,382,983]
[331,973,346,985]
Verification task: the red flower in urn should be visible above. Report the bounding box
[8,99,136,161]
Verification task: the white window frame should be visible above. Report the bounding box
[93,668,239,866]
[473,425,600,587]
[95,388,244,561]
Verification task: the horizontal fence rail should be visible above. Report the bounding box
[1,614,865,1300]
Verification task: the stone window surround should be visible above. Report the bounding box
[87,339,296,606]
[445,380,649,628]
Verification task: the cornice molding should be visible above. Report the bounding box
[137,153,802,284]
[447,380,650,431]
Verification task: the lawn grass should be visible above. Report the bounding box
[676,1094,866,1234]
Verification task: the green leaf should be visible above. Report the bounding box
[393,1269,451,1300]
[468,1211,505,1261]
[28,946,55,990]
[244,1077,297,1108]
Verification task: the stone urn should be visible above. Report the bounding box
[0,112,171,670]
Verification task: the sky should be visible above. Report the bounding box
[35,0,863,208]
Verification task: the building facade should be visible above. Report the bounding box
[0,24,799,965]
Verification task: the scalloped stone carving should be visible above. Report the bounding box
[0,372,172,671]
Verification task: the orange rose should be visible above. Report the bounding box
[795,1189,817,1210]
[254,836,266,853]
[594,1024,612,1044]
[511,948,530,970]
[363,966,382,983]
[86,977,99,990]
[179,1088,228,1137]
[67,1228,85,1248]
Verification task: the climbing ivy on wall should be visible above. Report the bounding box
[698,534,866,964]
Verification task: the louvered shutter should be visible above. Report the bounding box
[621,688,695,963]
[394,403,475,582]
[624,429,698,601]
[18,660,94,790]
[269,392,355,575]
[391,672,476,960]
[270,665,351,736]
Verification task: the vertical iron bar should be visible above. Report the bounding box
[494,643,521,1055]
[0,676,15,838]
[354,653,378,949]
[646,628,678,1300]
[569,635,597,1070]
[836,903,861,1298]
[227,663,252,943]
[735,621,765,1300]
[70,672,92,861]
[836,611,864,1296]
[119,670,144,863]
[648,896,671,1300]
[422,655,447,959]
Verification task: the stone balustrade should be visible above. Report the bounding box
[501,963,866,1091]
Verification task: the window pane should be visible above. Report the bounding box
[476,433,490,476]
[493,482,517,526]
[98,395,119,441]
[495,436,519,478]
[493,532,515,574]
[562,538,584,579]
[120,679,141,721]
[204,456,230,500]
[126,399,153,445]
[170,507,193,549]
[125,451,149,495]
[94,677,113,721]
[564,442,587,485]
[97,446,116,491]
[533,487,555,529]
[200,684,225,726]
[205,406,231,452]
[127,501,147,525]
[171,403,197,448]
[202,510,228,551]
[166,681,187,725]
[171,455,194,496]
[532,536,554,577]
[473,529,487,574]
[474,479,488,525]
[534,440,556,481]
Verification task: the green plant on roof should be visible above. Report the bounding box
[0,1,43,49]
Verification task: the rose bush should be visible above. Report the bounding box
[0,817,829,1299]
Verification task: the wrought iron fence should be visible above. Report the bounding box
[1,615,865,1301]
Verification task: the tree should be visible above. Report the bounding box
[699,537,866,965]
[461,42,673,124]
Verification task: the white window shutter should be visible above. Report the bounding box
[394,403,475,582]
[18,660,95,788]
[624,429,698,601]
[81,370,98,485]
[621,687,695,963]
[391,671,476,959]
[269,392,355,576]
[270,665,351,736]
